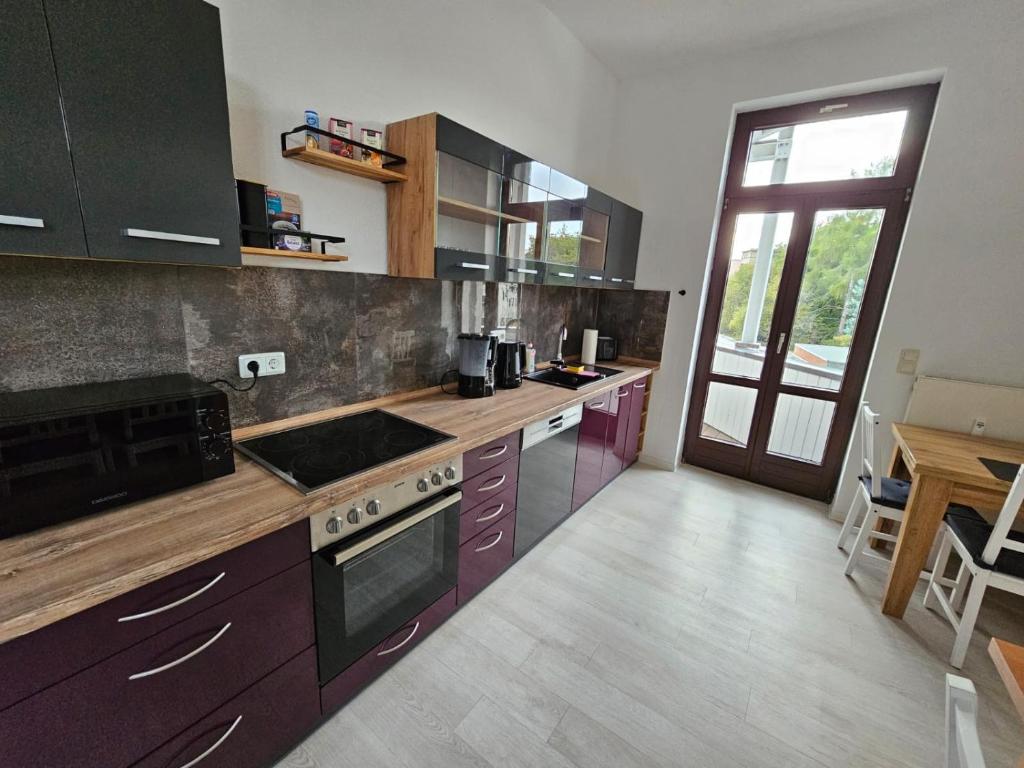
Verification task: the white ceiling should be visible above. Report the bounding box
[539,0,953,78]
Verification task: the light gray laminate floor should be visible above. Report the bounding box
[276,464,1024,768]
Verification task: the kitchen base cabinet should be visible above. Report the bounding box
[623,377,648,466]
[600,384,633,486]
[572,392,610,512]
[457,510,516,605]
[131,647,320,768]
[320,589,457,716]
[460,482,517,544]
[0,562,313,768]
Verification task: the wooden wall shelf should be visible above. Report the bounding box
[437,196,530,225]
[282,146,408,183]
[241,246,348,263]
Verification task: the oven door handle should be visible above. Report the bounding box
[329,491,462,567]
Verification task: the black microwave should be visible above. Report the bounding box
[0,374,235,539]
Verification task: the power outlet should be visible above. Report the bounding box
[971,417,987,437]
[238,351,286,379]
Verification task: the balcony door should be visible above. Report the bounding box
[684,85,938,500]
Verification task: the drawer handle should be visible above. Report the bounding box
[615,389,629,398]
[609,277,623,283]
[176,714,243,768]
[118,572,226,623]
[128,622,231,680]
[378,621,420,656]
[479,444,509,460]
[587,275,603,281]
[476,474,507,492]
[122,228,221,246]
[0,215,44,228]
[476,502,505,524]
[474,530,504,552]
[590,402,606,410]
[458,262,490,270]
[511,267,538,275]
[633,382,646,389]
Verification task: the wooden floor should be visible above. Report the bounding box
[276,464,1024,768]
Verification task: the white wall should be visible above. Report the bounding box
[211,0,620,271]
[615,0,1024,511]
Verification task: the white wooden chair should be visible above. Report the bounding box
[838,402,912,576]
[945,673,987,767]
[925,465,1024,668]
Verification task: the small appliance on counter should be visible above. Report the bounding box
[495,340,527,389]
[596,336,619,361]
[0,374,235,539]
[457,333,497,397]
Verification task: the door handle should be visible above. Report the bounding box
[122,228,220,246]
[511,267,538,275]
[776,332,788,355]
[377,621,421,656]
[458,262,490,270]
[0,215,44,228]
[556,271,575,278]
[175,714,243,768]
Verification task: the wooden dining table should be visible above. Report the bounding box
[881,423,1024,617]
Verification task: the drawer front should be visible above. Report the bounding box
[463,430,521,481]
[0,520,309,713]
[461,454,519,511]
[0,562,314,768]
[435,248,496,281]
[544,267,579,287]
[321,588,457,715]
[499,257,546,285]
[460,482,516,545]
[131,647,320,768]
[458,510,516,605]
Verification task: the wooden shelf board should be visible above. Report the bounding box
[282,145,407,183]
[437,196,531,225]
[241,246,348,262]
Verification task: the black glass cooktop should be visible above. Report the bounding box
[235,409,454,493]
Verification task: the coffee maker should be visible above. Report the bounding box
[457,333,497,398]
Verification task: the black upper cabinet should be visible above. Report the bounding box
[44,0,240,266]
[604,200,642,288]
[0,1,88,260]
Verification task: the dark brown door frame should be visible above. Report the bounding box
[683,83,939,501]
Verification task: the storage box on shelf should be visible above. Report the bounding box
[385,113,641,287]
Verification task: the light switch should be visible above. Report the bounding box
[897,348,920,375]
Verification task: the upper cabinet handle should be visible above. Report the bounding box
[377,621,420,656]
[175,714,243,768]
[0,215,44,229]
[128,622,231,680]
[477,474,507,492]
[587,275,603,281]
[610,277,623,283]
[458,262,490,270]
[556,271,575,278]
[118,572,226,623]
[511,267,538,275]
[474,530,504,552]
[122,228,220,246]
[479,444,509,460]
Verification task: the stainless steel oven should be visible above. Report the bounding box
[311,486,461,685]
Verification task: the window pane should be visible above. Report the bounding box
[700,382,757,448]
[711,212,794,380]
[766,394,836,464]
[781,208,884,392]
[743,110,908,187]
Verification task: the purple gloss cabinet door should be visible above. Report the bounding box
[623,377,648,466]
[572,392,610,512]
[601,385,632,487]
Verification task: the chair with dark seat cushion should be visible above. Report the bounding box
[860,474,912,509]
[925,465,1024,668]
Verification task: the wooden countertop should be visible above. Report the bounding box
[989,637,1024,725]
[0,362,655,644]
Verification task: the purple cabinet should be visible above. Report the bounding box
[0,562,314,768]
[0,520,309,713]
[460,482,516,544]
[131,647,321,768]
[601,384,633,486]
[457,510,516,605]
[463,430,521,480]
[572,392,610,512]
[461,453,519,511]
[320,589,457,715]
[623,377,648,466]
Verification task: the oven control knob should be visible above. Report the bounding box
[444,466,457,481]
[416,477,429,492]
[366,499,382,516]
[431,472,443,486]
[202,411,228,433]
[325,516,344,535]
[204,437,230,459]
[347,507,363,524]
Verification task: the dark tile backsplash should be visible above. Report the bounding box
[0,255,668,426]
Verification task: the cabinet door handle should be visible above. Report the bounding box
[476,502,505,524]
[590,401,606,410]
[587,275,603,281]
[0,215,44,228]
[476,474,507,492]
[176,714,243,768]
[128,622,231,680]
[556,271,575,278]
[118,572,226,623]
[633,382,646,389]
[377,621,420,656]
[479,444,509,460]
[458,262,490,270]
[615,389,629,398]
[474,530,504,552]
[511,267,538,275]
[609,277,623,283]
[122,228,221,246]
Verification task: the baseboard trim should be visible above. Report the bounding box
[637,454,679,471]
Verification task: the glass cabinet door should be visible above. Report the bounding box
[543,192,582,285]
[435,152,502,280]
[498,176,546,283]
